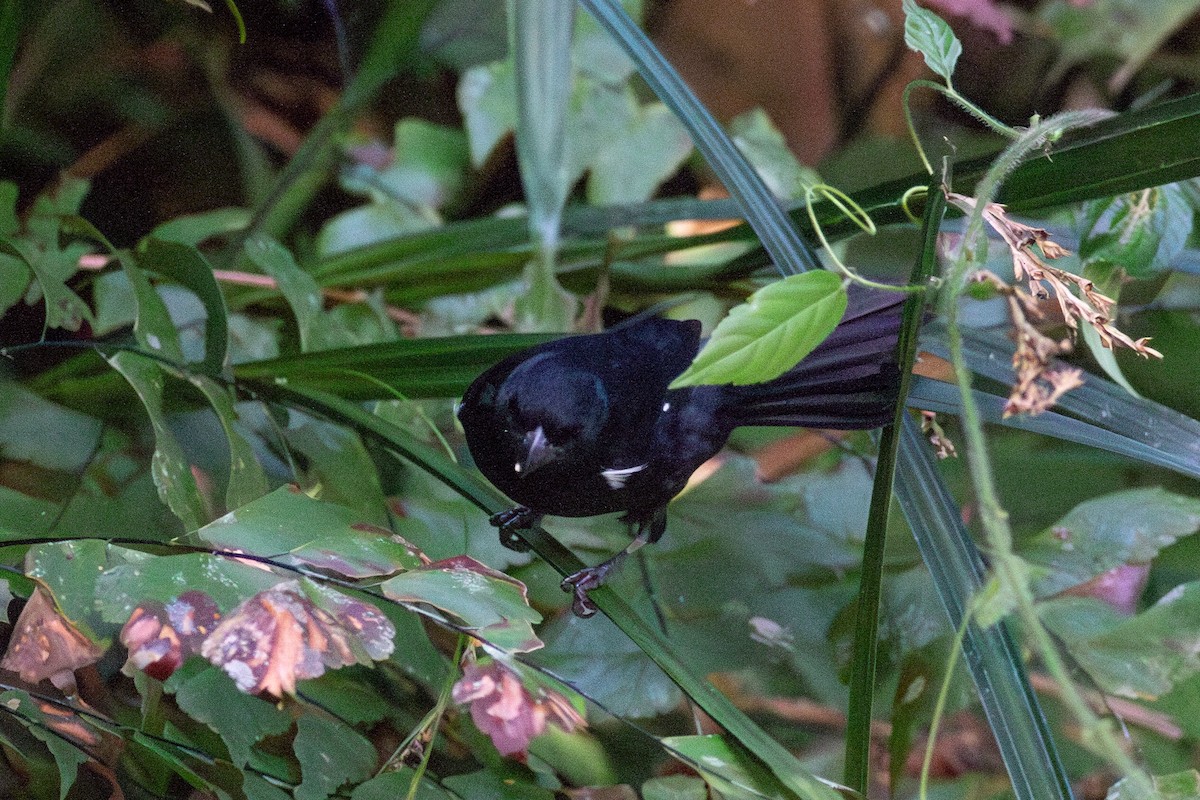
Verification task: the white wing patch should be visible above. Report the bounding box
[601,463,648,490]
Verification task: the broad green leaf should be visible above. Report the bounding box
[901,0,961,85]
[137,239,231,374]
[149,207,252,247]
[372,118,470,209]
[587,101,691,205]
[92,270,138,334]
[0,236,93,333]
[316,196,436,257]
[1111,770,1200,800]
[299,670,392,725]
[95,551,283,624]
[393,460,536,569]
[170,666,291,768]
[1041,586,1200,700]
[730,108,820,200]
[662,734,803,800]
[1078,184,1192,279]
[186,374,269,510]
[1040,0,1200,89]
[1019,487,1200,598]
[643,776,709,800]
[443,770,556,800]
[283,420,390,526]
[458,61,518,167]
[293,713,376,800]
[107,351,208,531]
[245,235,346,352]
[380,555,543,653]
[670,270,846,388]
[351,770,457,800]
[0,383,102,473]
[0,689,89,800]
[535,613,681,717]
[27,540,116,643]
[197,485,426,579]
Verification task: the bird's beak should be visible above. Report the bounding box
[517,426,559,477]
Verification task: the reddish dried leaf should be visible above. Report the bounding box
[0,587,104,690]
[199,580,359,697]
[120,591,222,681]
[315,588,396,661]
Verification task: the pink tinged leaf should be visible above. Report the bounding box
[199,580,376,697]
[1061,563,1151,616]
[0,587,104,691]
[452,661,585,757]
[121,591,222,681]
[924,0,1014,44]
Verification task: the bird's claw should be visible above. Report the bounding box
[561,553,627,618]
[489,506,538,552]
[560,569,603,618]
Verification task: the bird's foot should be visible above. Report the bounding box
[489,506,539,552]
[561,552,628,618]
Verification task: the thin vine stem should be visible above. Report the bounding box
[939,109,1150,795]
[903,78,1023,175]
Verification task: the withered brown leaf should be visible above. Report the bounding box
[0,586,104,692]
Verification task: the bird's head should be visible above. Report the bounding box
[459,351,610,486]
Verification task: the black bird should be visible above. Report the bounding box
[457,286,906,616]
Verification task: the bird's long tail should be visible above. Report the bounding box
[720,286,907,430]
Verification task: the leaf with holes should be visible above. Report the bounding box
[381,555,542,653]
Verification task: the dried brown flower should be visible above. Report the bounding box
[948,196,1162,415]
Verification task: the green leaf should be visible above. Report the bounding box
[245,236,345,352]
[535,613,681,718]
[1077,184,1192,278]
[0,383,103,473]
[293,713,377,800]
[1042,586,1200,700]
[670,270,846,388]
[901,0,961,85]
[729,109,820,200]
[443,770,556,800]
[186,374,270,510]
[1019,487,1200,598]
[661,734,804,800]
[375,118,470,209]
[149,207,252,247]
[509,0,576,240]
[95,551,283,624]
[197,485,426,579]
[587,101,692,205]
[351,770,458,800]
[170,666,292,768]
[107,352,208,531]
[0,236,94,333]
[643,776,710,800]
[27,540,116,643]
[136,239,231,374]
[1039,0,1200,89]
[380,555,543,653]
[283,420,390,526]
